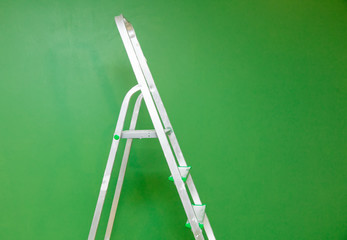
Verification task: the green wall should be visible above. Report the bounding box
[0,0,346,239]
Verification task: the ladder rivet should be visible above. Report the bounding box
[114,134,120,140]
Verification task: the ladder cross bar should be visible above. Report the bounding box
[120,128,171,139]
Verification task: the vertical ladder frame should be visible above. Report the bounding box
[88,14,215,240]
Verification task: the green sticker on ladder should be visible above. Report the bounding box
[168,176,187,182]
[185,222,204,229]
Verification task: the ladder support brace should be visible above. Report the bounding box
[117,128,171,139]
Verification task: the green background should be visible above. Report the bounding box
[0,0,346,239]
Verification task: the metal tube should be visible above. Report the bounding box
[104,94,143,240]
[88,85,140,240]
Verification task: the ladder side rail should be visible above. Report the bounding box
[203,215,216,240]
[115,15,204,240]
[88,85,140,240]
[124,18,216,240]
[124,20,186,167]
[129,29,205,203]
[105,94,143,240]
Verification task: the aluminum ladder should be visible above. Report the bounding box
[88,14,216,240]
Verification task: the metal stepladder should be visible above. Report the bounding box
[88,15,216,240]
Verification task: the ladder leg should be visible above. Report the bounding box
[104,94,143,240]
[116,16,204,240]
[121,18,214,239]
[88,85,140,240]
[203,215,215,240]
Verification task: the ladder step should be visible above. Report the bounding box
[185,204,206,229]
[115,128,171,139]
[168,166,191,182]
